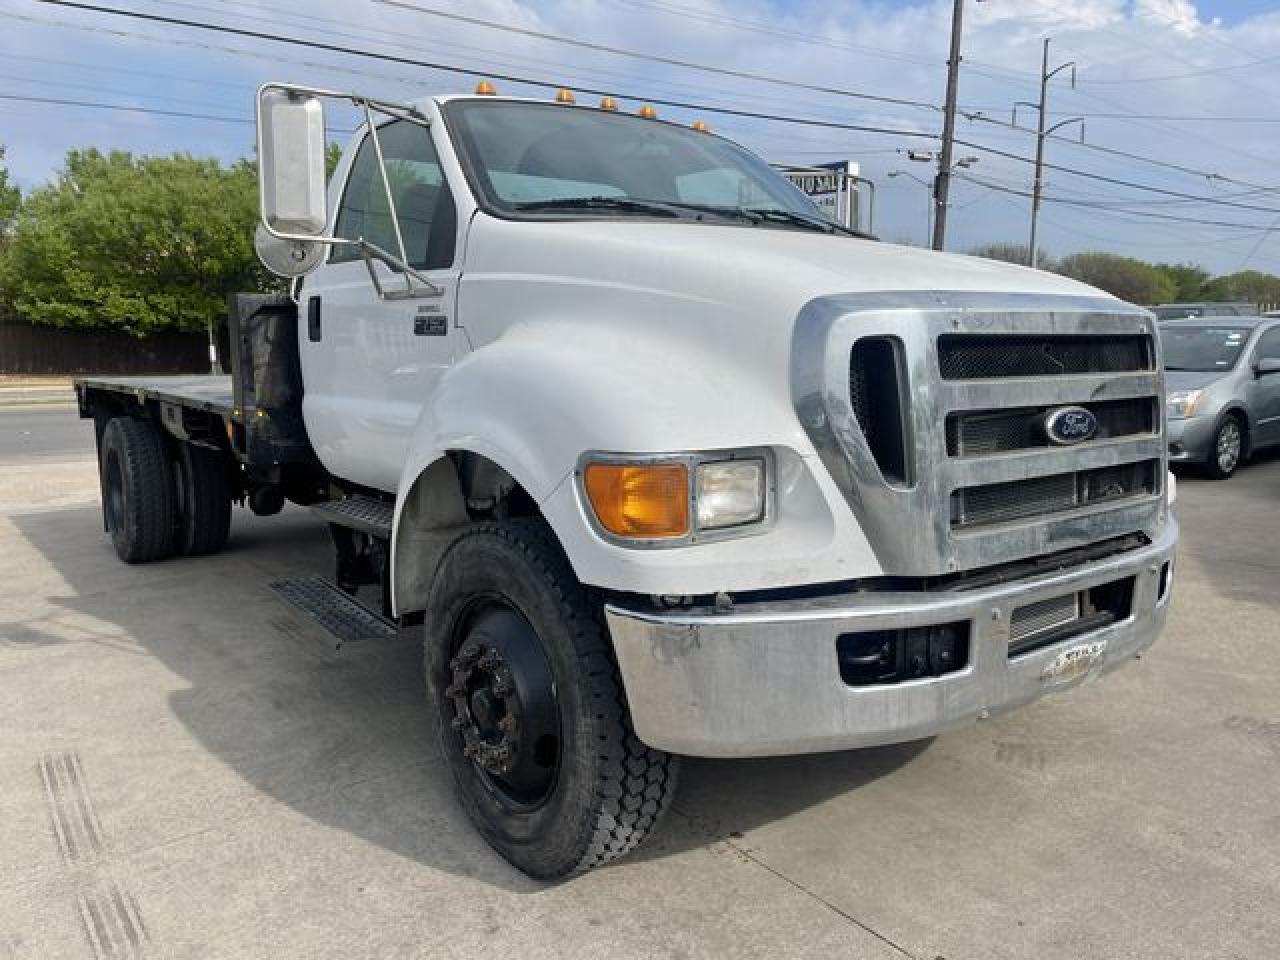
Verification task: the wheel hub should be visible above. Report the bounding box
[446,607,560,808]
[1218,422,1241,472]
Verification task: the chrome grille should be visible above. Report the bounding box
[952,461,1158,530]
[947,398,1156,456]
[792,293,1166,576]
[938,334,1151,379]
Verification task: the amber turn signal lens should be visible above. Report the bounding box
[584,462,689,539]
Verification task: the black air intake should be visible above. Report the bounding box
[937,334,1152,379]
[848,337,912,486]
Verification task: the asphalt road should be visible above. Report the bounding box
[0,405,93,464]
[1,411,1278,960]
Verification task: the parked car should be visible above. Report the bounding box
[1153,302,1258,322]
[1162,316,1280,478]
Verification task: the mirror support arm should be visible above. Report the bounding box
[359,97,419,298]
[358,241,442,300]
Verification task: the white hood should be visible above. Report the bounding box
[462,215,1111,319]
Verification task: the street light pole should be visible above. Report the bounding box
[932,0,965,251]
[1024,38,1079,268]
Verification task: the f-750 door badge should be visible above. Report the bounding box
[413,305,448,336]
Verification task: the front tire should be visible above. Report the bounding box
[100,417,178,563]
[424,520,678,880]
[1207,415,1244,480]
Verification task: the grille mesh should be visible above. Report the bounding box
[1010,593,1080,644]
[947,398,1155,456]
[951,460,1157,529]
[938,335,1151,379]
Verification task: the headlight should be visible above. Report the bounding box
[696,459,765,529]
[1166,389,1204,419]
[580,452,769,544]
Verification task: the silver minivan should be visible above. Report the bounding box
[1163,317,1280,478]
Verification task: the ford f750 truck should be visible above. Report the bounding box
[74,82,1177,879]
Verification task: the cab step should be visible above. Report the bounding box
[310,495,394,539]
[270,575,398,647]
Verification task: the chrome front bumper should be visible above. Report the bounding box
[606,521,1177,758]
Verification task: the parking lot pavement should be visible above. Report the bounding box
[1,419,1278,960]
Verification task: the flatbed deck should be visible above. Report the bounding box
[76,375,235,417]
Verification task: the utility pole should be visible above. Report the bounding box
[932,0,965,251]
[1018,38,1080,268]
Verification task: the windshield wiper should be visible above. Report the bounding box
[511,196,683,217]
[748,208,878,240]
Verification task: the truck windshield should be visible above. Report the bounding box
[443,99,825,226]
[1160,325,1250,371]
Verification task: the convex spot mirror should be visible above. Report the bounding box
[254,224,324,278]
[258,87,329,238]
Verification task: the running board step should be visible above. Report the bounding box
[270,575,398,646]
[311,495,394,539]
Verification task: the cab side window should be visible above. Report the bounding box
[1256,326,1280,362]
[332,120,456,270]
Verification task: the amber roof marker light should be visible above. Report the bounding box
[474,80,497,95]
[691,119,709,132]
[599,96,619,111]
[638,104,658,119]
[555,87,577,104]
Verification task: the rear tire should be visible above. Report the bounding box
[176,442,232,556]
[100,417,178,564]
[424,519,679,880]
[1206,415,1244,480]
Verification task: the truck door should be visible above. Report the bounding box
[299,119,463,492]
[1248,324,1280,449]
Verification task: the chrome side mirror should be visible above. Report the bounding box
[257,86,329,238]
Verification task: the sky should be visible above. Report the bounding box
[2,0,1279,275]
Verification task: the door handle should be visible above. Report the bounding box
[308,296,322,342]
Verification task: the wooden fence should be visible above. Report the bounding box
[0,318,209,375]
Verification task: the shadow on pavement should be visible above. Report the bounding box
[9,503,922,889]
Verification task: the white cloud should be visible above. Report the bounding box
[2,0,1278,273]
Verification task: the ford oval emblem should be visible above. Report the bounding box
[1044,406,1098,445]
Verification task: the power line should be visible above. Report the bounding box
[957,173,1278,230]
[952,138,1280,214]
[0,93,248,125]
[372,0,941,112]
[29,0,1280,219]
[29,1,941,140]
[607,0,950,71]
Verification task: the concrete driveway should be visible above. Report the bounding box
[1,409,1277,960]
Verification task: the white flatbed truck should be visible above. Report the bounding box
[75,82,1177,879]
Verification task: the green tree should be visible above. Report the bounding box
[0,149,268,335]
[0,146,19,229]
[1055,252,1177,305]
[1210,270,1280,307]
[967,242,1054,270]
[1154,262,1212,302]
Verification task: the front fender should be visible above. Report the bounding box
[390,322,881,608]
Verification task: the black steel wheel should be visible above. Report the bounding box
[1207,415,1244,480]
[99,417,178,563]
[424,519,678,880]
[446,602,562,811]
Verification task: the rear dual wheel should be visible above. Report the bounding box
[425,520,679,880]
[100,417,232,563]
